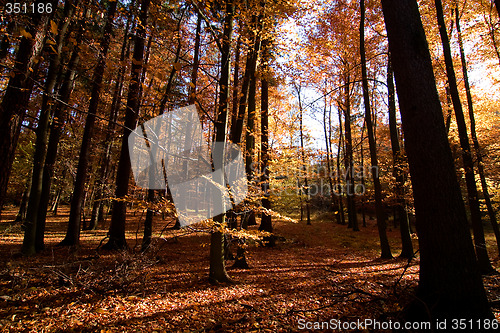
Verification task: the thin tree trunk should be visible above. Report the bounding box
[230,25,260,144]
[60,0,118,247]
[360,123,367,228]
[38,27,82,229]
[387,55,413,259]
[296,85,311,225]
[233,35,259,268]
[103,0,150,250]
[434,0,493,273]
[323,88,341,224]
[0,1,55,215]
[26,0,79,254]
[343,72,358,229]
[456,6,500,256]
[336,103,346,225]
[381,0,493,321]
[360,0,390,256]
[209,0,234,284]
[259,39,273,246]
[15,171,32,224]
[89,4,134,231]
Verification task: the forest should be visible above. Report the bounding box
[1,0,500,331]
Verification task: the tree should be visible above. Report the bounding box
[387,55,413,259]
[381,0,493,320]
[22,0,80,255]
[103,0,151,250]
[209,0,234,284]
[60,0,119,247]
[295,84,311,225]
[0,0,57,215]
[360,0,390,255]
[89,2,134,232]
[259,38,274,246]
[434,0,494,273]
[455,5,500,256]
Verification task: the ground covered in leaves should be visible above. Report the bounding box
[0,207,499,332]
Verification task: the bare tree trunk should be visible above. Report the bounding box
[342,72,358,229]
[0,1,55,216]
[456,6,500,256]
[296,85,311,225]
[323,89,341,224]
[336,103,346,225]
[381,0,493,321]
[90,4,134,231]
[387,55,413,259]
[359,123,367,227]
[209,0,234,284]
[22,0,79,255]
[60,0,118,247]
[103,0,150,250]
[434,0,493,273]
[259,39,273,246]
[360,0,390,256]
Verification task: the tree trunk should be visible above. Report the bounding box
[60,0,118,247]
[230,25,260,144]
[0,1,55,215]
[103,0,150,251]
[359,123,367,228]
[456,6,500,256]
[360,0,390,256]
[323,89,341,224]
[381,0,493,321]
[342,73,358,229]
[90,4,134,231]
[233,31,260,268]
[296,85,311,225]
[15,171,32,224]
[336,103,346,225]
[434,0,493,273]
[38,26,82,230]
[209,0,234,284]
[259,39,274,246]
[387,55,413,259]
[22,0,78,255]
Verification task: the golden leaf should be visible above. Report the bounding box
[19,28,32,39]
[50,20,58,35]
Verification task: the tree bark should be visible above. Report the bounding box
[103,0,150,251]
[60,0,118,247]
[209,0,234,284]
[434,0,493,273]
[387,55,413,259]
[360,0,390,255]
[456,6,500,256]
[89,3,134,231]
[22,0,78,255]
[296,85,311,226]
[323,88,341,224]
[381,0,493,321]
[0,0,55,215]
[259,39,273,246]
[342,72,358,229]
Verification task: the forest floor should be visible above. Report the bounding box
[0,207,499,332]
